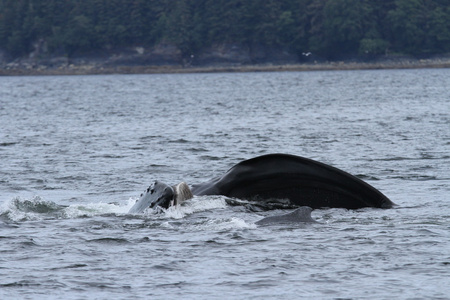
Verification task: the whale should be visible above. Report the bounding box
[128,154,394,213]
[255,207,317,225]
[191,154,394,209]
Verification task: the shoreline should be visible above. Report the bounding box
[1,57,450,76]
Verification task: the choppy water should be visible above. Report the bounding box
[1,69,449,299]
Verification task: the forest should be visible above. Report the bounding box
[1,0,450,61]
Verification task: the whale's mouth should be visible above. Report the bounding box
[128,181,194,214]
[148,186,174,209]
[128,181,175,213]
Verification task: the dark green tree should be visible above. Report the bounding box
[64,14,96,55]
[306,0,327,56]
[163,0,206,60]
[427,5,450,52]
[387,0,429,54]
[1,0,450,60]
[322,0,373,58]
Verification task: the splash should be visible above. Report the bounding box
[162,196,228,219]
[1,194,245,231]
[0,196,134,222]
[159,196,256,231]
[131,195,228,219]
[0,196,65,222]
[0,194,229,222]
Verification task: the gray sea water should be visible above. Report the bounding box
[1,69,449,299]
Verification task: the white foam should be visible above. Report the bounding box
[183,195,228,211]
[132,196,257,230]
[189,217,256,231]
[162,195,228,219]
[63,201,131,218]
[1,195,137,221]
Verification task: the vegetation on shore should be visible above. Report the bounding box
[1,0,450,74]
[1,57,449,76]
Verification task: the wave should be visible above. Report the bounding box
[0,196,132,222]
[1,196,65,222]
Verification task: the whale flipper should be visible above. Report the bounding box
[255,207,317,225]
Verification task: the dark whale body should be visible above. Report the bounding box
[192,154,394,209]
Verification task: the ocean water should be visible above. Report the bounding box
[0,69,449,299]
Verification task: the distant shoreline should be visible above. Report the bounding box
[1,57,449,76]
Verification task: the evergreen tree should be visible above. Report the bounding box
[0,0,449,59]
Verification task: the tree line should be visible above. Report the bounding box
[1,0,449,61]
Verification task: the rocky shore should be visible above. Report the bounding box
[1,44,449,76]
